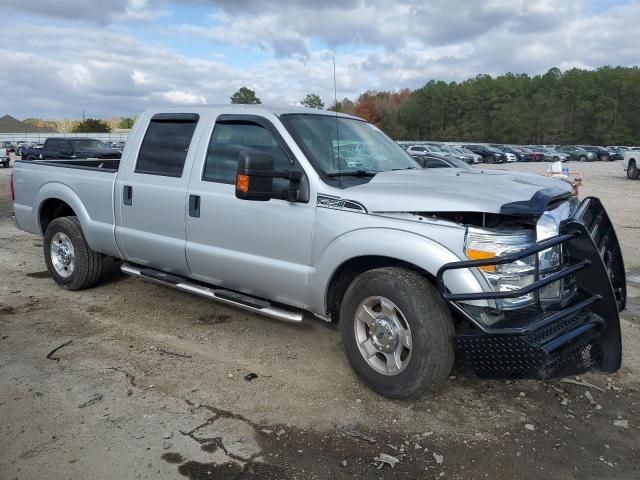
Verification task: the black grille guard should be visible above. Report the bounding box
[436,197,626,375]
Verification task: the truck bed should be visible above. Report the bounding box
[12,159,122,258]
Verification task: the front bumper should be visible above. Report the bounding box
[437,197,625,379]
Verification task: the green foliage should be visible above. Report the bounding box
[327,98,355,114]
[301,93,324,109]
[22,118,58,130]
[394,67,640,144]
[117,117,135,129]
[71,118,112,133]
[230,87,261,104]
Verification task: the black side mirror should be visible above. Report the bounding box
[235,151,274,201]
[235,151,304,202]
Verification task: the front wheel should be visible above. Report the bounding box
[43,216,104,290]
[628,160,639,179]
[580,155,587,162]
[339,267,454,399]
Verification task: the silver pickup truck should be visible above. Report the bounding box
[11,106,626,398]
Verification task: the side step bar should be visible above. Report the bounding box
[120,263,303,323]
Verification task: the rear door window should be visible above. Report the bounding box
[135,114,199,177]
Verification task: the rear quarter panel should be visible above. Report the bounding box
[12,162,121,257]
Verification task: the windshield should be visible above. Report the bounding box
[70,139,108,149]
[281,114,417,178]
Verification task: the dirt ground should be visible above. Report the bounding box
[1,157,639,480]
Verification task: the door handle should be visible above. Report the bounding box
[123,185,133,206]
[188,195,200,218]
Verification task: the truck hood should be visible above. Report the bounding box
[343,168,573,214]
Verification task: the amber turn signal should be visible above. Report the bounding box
[237,174,250,193]
[465,248,497,273]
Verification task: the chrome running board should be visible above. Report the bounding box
[120,263,303,323]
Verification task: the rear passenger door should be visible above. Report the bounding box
[115,113,201,275]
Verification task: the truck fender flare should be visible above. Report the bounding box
[308,227,487,315]
[35,182,98,248]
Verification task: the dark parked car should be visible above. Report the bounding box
[410,153,472,169]
[465,145,507,163]
[578,146,610,161]
[21,144,44,160]
[39,138,122,160]
[535,147,569,162]
[605,147,625,161]
[436,145,475,164]
[556,146,597,162]
[490,144,533,162]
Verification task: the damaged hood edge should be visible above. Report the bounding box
[341,168,573,216]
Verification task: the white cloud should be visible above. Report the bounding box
[1,1,639,119]
[157,90,207,104]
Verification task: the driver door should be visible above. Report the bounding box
[185,115,316,308]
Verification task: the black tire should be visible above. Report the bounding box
[339,267,454,399]
[580,155,587,162]
[43,216,103,290]
[553,156,559,162]
[628,160,639,180]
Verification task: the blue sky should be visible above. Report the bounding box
[1,0,639,119]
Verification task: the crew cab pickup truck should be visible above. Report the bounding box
[37,137,122,161]
[11,106,626,399]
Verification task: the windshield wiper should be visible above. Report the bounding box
[326,170,379,177]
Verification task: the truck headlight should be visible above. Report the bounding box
[536,198,579,305]
[464,227,537,309]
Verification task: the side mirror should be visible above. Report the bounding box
[235,151,305,202]
[235,151,274,201]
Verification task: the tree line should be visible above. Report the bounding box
[233,67,640,145]
[329,66,640,145]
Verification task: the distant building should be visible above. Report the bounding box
[0,115,57,133]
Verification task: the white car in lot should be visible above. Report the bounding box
[624,150,639,179]
[406,144,441,156]
[503,152,516,162]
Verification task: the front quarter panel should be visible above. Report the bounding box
[308,207,487,315]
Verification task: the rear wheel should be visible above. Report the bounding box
[628,160,639,179]
[339,267,454,399]
[44,216,104,290]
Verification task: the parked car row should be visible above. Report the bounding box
[400,141,639,165]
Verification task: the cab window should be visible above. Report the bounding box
[203,119,300,190]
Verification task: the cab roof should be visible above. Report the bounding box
[143,104,362,121]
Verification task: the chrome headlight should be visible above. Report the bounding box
[536,198,579,305]
[464,227,537,309]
